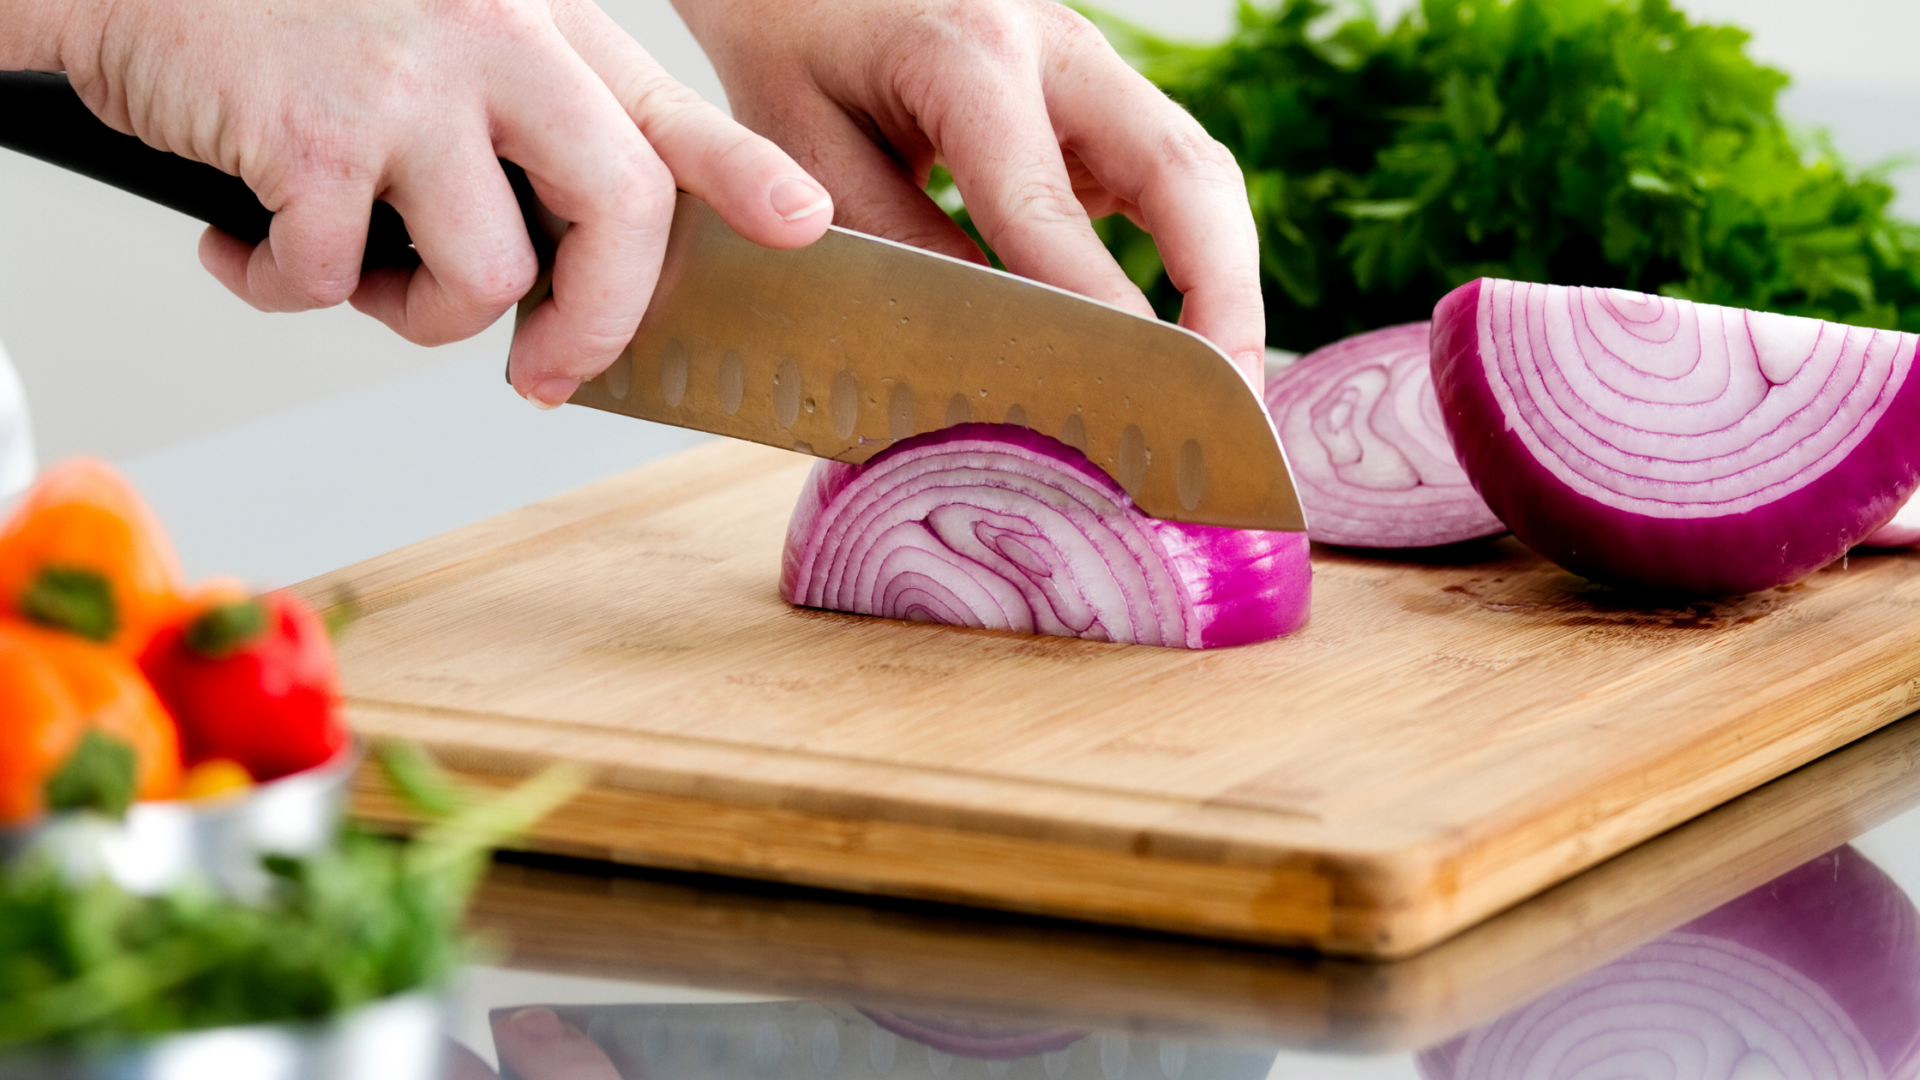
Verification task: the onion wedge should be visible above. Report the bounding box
[780,424,1311,648]
[1432,279,1920,594]
[1266,322,1503,547]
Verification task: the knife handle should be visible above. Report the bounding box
[0,70,549,272]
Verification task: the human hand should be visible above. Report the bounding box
[673,0,1265,385]
[17,0,834,407]
[440,1007,625,1080]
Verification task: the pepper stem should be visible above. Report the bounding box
[21,566,118,642]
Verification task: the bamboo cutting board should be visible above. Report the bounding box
[296,439,1920,959]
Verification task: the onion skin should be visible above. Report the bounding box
[1418,846,1920,1080]
[1860,494,1920,548]
[1432,278,1920,594]
[1265,322,1504,548]
[781,423,1310,649]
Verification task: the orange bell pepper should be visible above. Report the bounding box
[0,458,186,653]
[0,618,182,824]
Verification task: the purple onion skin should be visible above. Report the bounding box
[1432,279,1920,595]
[1418,845,1920,1080]
[1265,322,1505,548]
[782,423,1310,649]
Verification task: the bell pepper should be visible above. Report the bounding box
[0,458,186,654]
[0,618,182,824]
[141,590,348,782]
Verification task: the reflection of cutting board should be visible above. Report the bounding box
[298,439,1920,959]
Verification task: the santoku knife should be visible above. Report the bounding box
[0,69,1304,531]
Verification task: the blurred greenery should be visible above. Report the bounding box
[933,0,1920,353]
[0,743,581,1048]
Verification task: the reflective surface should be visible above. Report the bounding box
[451,711,1920,1079]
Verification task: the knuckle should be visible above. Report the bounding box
[1038,3,1106,51]
[907,0,1032,71]
[1157,122,1242,184]
[441,248,540,316]
[999,171,1086,227]
[625,72,709,122]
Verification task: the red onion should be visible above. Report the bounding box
[1417,846,1920,1080]
[1265,322,1503,547]
[1432,278,1920,594]
[856,1010,1086,1060]
[781,423,1311,649]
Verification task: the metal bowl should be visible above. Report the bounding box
[0,745,358,900]
[0,991,447,1080]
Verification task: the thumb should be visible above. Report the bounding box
[550,0,833,248]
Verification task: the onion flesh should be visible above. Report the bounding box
[1431,278,1920,594]
[1418,846,1920,1080]
[1264,322,1503,547]
[780,423,1310,649]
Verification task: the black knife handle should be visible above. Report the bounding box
[0,70,547,272]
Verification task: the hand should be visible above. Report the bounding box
[673,0,1265,384]
[11,0,834,407]
[442,1006,626,1080]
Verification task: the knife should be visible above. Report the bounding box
[0,70,1303,531]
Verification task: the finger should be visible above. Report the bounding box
[492,1007,623,1080]
[493,38,677,408]
[1041,20,1265,382]
[784,101,983,260]
[346,130,538,346]
[551,0,833,248]
[208,170,379,312]
[922,52,1152,318]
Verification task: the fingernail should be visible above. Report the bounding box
[509,1007,564,1038]
[529,378,579,410]
[770,177,832,222]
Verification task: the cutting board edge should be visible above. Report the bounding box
[345,673,1920,960]
[349,759,1459,958]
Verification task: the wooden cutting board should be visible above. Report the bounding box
[296,439,1920,959]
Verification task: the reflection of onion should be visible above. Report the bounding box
[1418,848,1920,1080]
[856,1009,1086,1060]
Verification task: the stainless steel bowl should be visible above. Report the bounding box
[0,745,358,900]
[0,991,447,1080]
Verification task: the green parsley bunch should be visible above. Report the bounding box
[1064,0,1920,352]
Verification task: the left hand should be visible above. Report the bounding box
[672,0,1267,386]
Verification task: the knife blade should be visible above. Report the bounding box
[0,70,1303,531]
[524,193,1304,532]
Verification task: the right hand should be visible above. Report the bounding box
[16,0,835,407]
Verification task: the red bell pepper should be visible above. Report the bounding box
[140,590,347,781]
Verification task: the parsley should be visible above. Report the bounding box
[0,743,581,1049]
[936,0,1920,352]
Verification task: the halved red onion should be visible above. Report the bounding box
[1432,279,1920,594]
[1265,322,1504,547]
[1417,846,1920,1080]
[781,423,1311,649]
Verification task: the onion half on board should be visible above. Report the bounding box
[781,423,1311,649]
[1432,278,1920,594]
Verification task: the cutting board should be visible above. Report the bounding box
[469,712,1920,1051]
[297,439,1920,959]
